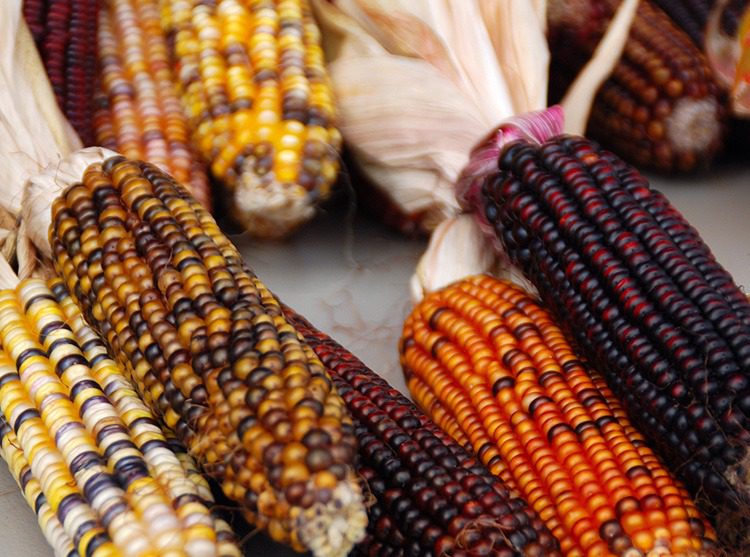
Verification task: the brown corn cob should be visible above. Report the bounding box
[401,275,719,556]
[547,0,726,172]
[48,155,366,556]
[94,0,211,209]
[22,0,98,146]
[285,306,562,557]
[472,134,750,546]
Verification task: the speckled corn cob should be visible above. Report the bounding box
[475,135,750,545]
[548,0,725,172]
[22,0,98,145]
[285,307,562,557]
[49,156,366,556]
[401,275,719,556]
[158,0,342,238]
[0,277,242,557]
[94,0,211,209]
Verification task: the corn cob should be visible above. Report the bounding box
[22,0,98,146]
[469,134,750,545]
[547,0,725,172]
[94,0,211,209]
[401,275,719,556]
[0,274,246,557]
[650,0,750,45]
[284,306,562,557]
[158,0,342,238]
[48,155,366,556]
[0,416,76,557]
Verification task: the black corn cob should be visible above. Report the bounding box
[475,134,750,546]
[547,0,726,172]
[284,307,562,557]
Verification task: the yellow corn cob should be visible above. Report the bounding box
[48,155,366,556]
[95,0,211,209]
[158,0,342,238]
[401,275,719,556]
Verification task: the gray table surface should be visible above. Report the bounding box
[1,164,748,556]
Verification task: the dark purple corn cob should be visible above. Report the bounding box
[284,307,562,557]
[23,0,98,145]
[476,134,750,546]
[652,0,750,46]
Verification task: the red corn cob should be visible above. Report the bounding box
[285,307,561,557]
[547,0,726,172]
[473,133,750,547]
[23,0,98,146]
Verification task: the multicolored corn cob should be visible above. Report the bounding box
[48,155,366,556]
[401,275,720,556]
[285,307,562,557]
[158,0,342,238]
[94,0,211,209]
[0,276,243,557]
[472,134,750,545]
[547,0,725,172]
[22,0,98,146]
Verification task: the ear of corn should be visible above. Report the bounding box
[285,306,562,557]
[401,275,719,556]
[548,0,725,172]
[22,0,99,146]
[475,134,750,546]
[94,0,211,209]
[48,155,366,556]
[0,276,243,557]
[158,0,342,238]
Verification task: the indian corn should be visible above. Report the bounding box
[401,275,719,556]
[48,154,366,556]
[158,0,342,238]
[471,134,750,545]
[285,306,562,557]
[547,0,725,172]
[0,274,243,557]
[22,0,98,146]
[94,0,211,209]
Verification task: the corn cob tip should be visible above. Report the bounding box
[297,479,367,557]
[664,97,723,165]
[232,170,317,239]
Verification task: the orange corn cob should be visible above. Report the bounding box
[401,275,719,556]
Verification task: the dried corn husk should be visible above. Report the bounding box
[312,0,638,299]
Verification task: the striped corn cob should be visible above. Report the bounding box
[472,134,750,545]
[0,276,243,557]
[158,0,342,239]
[547,0,725,172]
[48,155,366,556]
[22,0,98,146]
[94,0,211,209]
[285,306,562,557]
[401,275,720,556]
